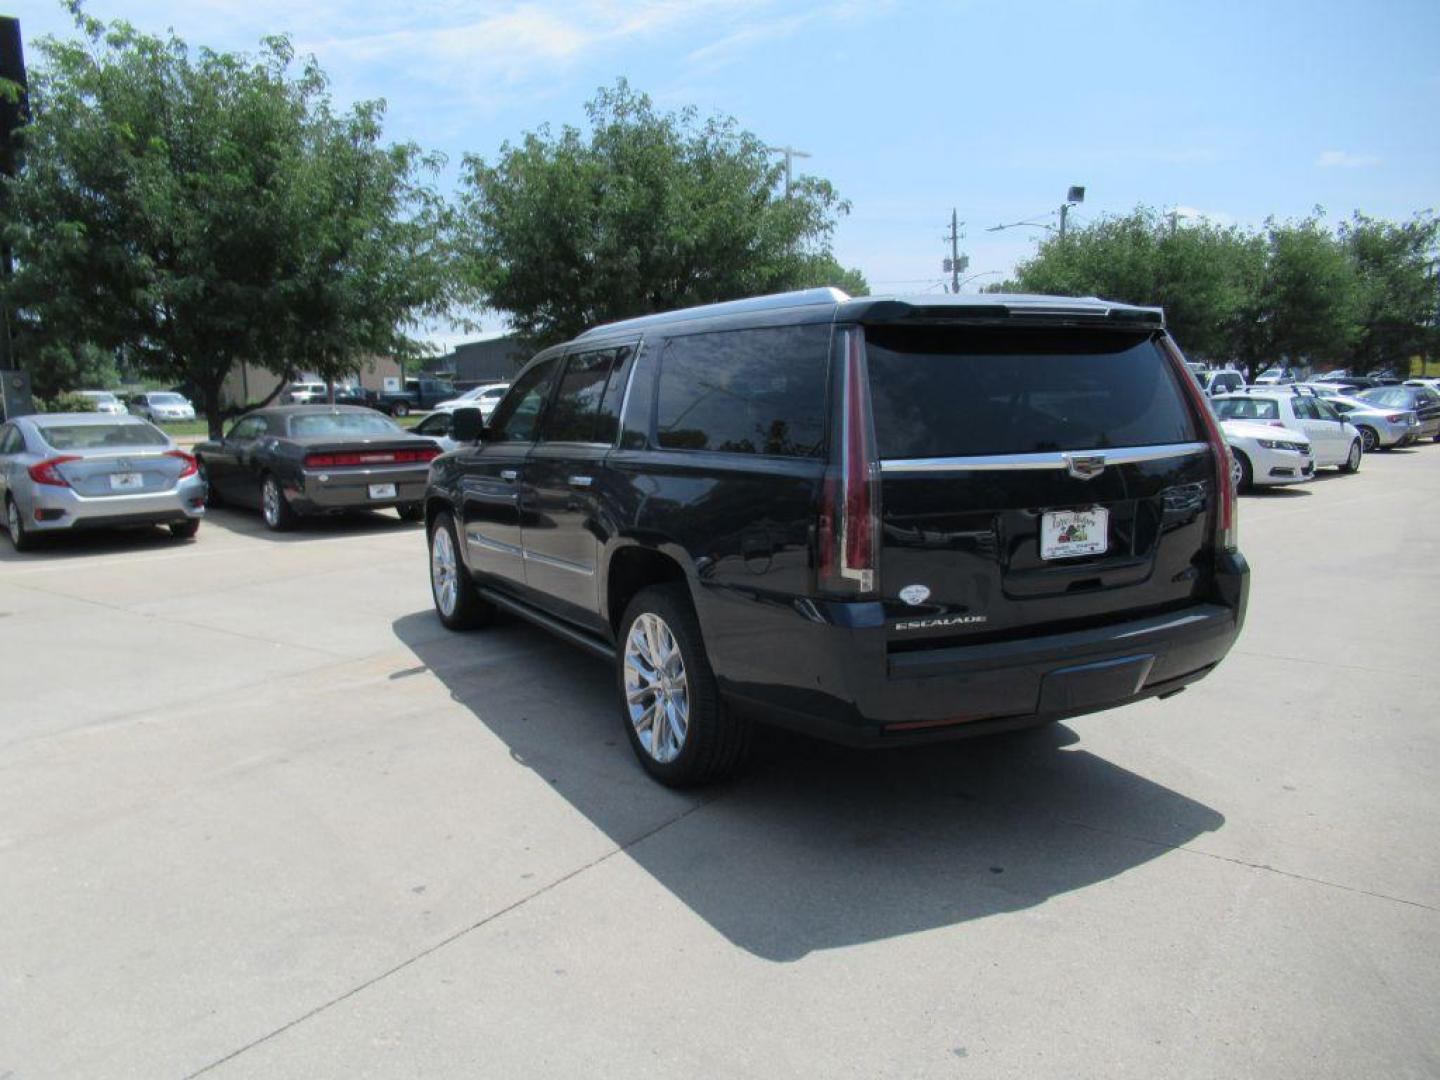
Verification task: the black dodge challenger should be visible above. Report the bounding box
[193,405,442,530]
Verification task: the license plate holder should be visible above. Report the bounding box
[368,483,397,500]
[109,472,143,491]
[1040,507,1109,560]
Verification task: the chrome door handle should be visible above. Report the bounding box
[568,475,594,488]
[500,469,518,482]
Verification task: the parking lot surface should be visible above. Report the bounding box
[2,449,1438,1078]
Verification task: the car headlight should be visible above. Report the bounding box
[1256,439,1308,452]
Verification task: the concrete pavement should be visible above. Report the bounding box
[1,447,1437,1078]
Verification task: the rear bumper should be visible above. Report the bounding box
[24,477,207,532]
[705,553,1249,746]
[290,466,429,514]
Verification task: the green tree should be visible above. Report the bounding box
[1338,212,1439,374]
[457,80,866,347]
[1255,214,1359,368]
[2,13,456,435]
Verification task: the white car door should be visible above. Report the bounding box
[1288,397,1338,464]
[1313,398,1354,461]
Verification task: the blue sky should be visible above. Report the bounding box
[11,0,1440,346]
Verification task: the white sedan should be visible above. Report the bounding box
[1212,390,1363,474]
[1218,419,1315,491]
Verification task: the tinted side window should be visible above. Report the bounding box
[620,345,657,450]
[491,357,559,442]
[594,346,634,445]
[654,325,830,457]
[866,327,1200,459]
[1292,398,1320,421]
[0,425,20,454]
[228,417,266,440]
[543,350,617,443]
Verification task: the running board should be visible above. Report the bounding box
[477,588,616,662]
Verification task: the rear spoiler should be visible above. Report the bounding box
[845,298,1165,330]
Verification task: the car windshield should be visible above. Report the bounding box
[38,422,168,450]
[1358,388,1414,408]
[1213,397,1280,421]
[150,393,187,405]
[287,412,400,437]
[81,391,118,403]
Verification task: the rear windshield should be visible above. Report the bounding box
[288,413,400,437]
[864,327,1200,459]
[38,423,168,450]
[1359,388,1414,409]
[149,393,187,405]
[1213,397,1280,422]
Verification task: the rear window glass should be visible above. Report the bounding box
[1213,398,1281,422]
[38,423,168,450]
[288,413,401,437]
[654,325,829,457]
[864,327,1200,459]
[1359,388,1413,409]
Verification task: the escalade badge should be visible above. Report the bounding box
[1064,453,1106,480]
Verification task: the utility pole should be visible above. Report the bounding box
[1059,202,1069,241]
[766,144,811,199]
[942,209,968,293]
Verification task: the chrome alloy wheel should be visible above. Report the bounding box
[262,478,281,527]
[1230,452,1243,489]
[430,525,459,617]
[624,612,689,763]
[1348,441,1362,470]
[6,498,18,537]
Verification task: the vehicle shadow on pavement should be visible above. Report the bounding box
[0,524,197,563]
[394,611,1226,963]
[202,506,424,542]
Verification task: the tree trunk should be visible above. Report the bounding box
[202,377,225,440]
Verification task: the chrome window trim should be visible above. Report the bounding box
[879,442,1209,473]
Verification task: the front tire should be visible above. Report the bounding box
[5,496,34,552]
[1340,439,1362,473]
[1231,449,1254,493]
[617,583,750,787]
[429,511,493,630]
[391,401,410,418]
[260,474,296,532]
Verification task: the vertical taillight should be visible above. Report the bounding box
[28,456,81,487]
[166,451,199,478]
[819,327,881,595]
[1162,337,1237,552]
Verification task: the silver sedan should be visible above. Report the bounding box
[0,413,207,551]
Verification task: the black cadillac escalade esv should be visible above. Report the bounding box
[424,289,1249,786]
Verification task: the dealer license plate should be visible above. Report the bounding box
[109,472,143,491]
[368,483,397,500]
[1040,508,1109,560]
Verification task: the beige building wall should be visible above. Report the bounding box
[219,355,408,408]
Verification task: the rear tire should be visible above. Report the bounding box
[1339,439,1362,473]
[1358,426,1379,452]
[617,583,751,787]
[392,401,410,418]
[260,474,296,532]
[5,496,34,552]
[428,511,493,630]
[169,519,200,539]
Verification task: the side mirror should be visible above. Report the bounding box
[451,407,483,444]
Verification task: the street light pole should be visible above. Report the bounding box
[766,144,811,199]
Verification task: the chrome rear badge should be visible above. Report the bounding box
[894,614,988,631]
[1064,453,1106,480]
[898,584,930,606]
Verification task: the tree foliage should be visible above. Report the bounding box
[1005,206,1437,372]
[1,13,457,434]
[457,80,867,347]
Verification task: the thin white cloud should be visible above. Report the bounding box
[1316,149,1381,168]
[1172,205,1237,227]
